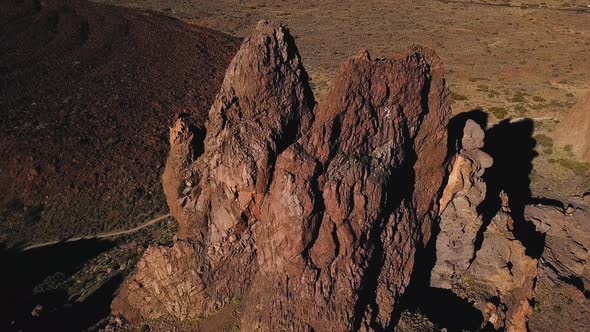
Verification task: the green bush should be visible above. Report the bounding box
[510,91,526,103]
[451,91,468,101]
[534,134,553,148]
[557,158,590,176]
[489,107,508,119]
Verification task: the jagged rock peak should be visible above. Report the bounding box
[161,116,197,239]
[171,20,315,243]
[433,119,493,288]
[114,21,452,331]
[208,20,313,142]
[241,46,451,330]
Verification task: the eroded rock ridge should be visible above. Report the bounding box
[113,20,451,331]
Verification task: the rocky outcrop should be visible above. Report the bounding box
[432,119,493,289]
[431,120,537,331]
[114,20,309,321]
[111,19,590,332]
[166,20,314,243]
[525,193,590,332]
[113,20,451,330]
[463,202,538,332]
[243,46,450,331]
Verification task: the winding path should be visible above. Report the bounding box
[21,213,172,251]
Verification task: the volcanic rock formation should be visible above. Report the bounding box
[113,20,451,330]
[525,193,590,332]
[431,120,537,331]
[432,119,493,289]
[110,19,590,332]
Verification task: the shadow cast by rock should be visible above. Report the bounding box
[0,239,121,331]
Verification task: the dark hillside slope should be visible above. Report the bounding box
[0,0,240,246]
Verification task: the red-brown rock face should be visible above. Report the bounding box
[244,47,450,331]
[113,21,451,331]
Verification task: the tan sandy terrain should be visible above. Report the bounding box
[96,0,590,197]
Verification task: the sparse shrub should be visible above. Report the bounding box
[534,134,554,148]
[486,89,500,98]
[451,91,468,101]
[489,107,508,119]
[510,91,526,103]
[532,96,546,102]
[557,158,590,176]
[564,144,575,157]
[33,272,66,294]
[549,99,567,108]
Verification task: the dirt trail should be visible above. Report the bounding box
[21,213,172,251]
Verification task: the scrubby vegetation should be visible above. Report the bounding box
[535,134,554,148]
[549,158,590,176]
[509,91,527,103]
[451,90,468,101]
[489,106,509,119]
